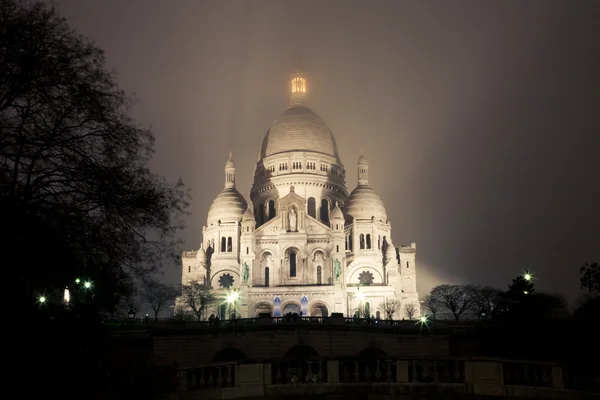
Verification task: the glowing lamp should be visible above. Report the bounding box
[84,281,92,289]
[227,292,239,303]
[38,296,46,304]
[75,278,81,284]
[356,290,365,301]
[419,316,427,323]
[524,273,532,281]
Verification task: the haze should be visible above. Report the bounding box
[51,0,599,302]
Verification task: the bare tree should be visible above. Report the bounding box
[430,284,477,321]
[421,294,442,320]
[142,279,178,320]
[380,299,401,320]
[472,286,502,319]
[404,303,418,320]
[180,280,215,321]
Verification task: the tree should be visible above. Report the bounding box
[421,294,442,320]
[0,0,188,315]
[142,279,177,320]
[379,299,401,320]
[403,303,418,320]
[508,275,535,296]
[472,286,502,320]
[580,262,599,293]
[429,284,477,321]
[180,280,215,321]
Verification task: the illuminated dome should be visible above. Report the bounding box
[345,154,387,222]
[207,153,247,225]
[260,106,340,160]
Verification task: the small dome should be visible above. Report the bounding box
[243,204,255,221]
[358,154,368,165]
[345,185,387,222]
[207,188,247,225]
[260,106,340,160]
[331,201,343,219]
[385,241,396,262]
[196,244,206,263]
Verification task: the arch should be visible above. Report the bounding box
[347,264,384,284]
[366,234,371,249]
[265,266,270,287]
[227,236,232,252]
[268,199,276,220]
[221,237,226,252]
[211,347,247,363]
[282,302,301,315]
[209,269,240,288]
[357,347,387,359]
[307,197,316,218]
[310,302,329,317]
[252,301,273,316]
[359,234,365,249]
[319,198,330,224]
[283,345,319,359]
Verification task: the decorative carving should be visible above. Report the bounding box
[242,262,249,283]
[358,270,374,286]
[288,207,297,232]
[218,273,234,289]
[334,259,342,281]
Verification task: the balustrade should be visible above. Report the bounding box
[338,359,396,383]
[184,363,236,390]
[503,362,552,387]
[408,360,465,383]
[271,359,327,384]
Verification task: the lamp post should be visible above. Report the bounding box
[128,307,136,321]
[226,291,239,320]
[356,289,365,318]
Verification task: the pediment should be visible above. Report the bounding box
[279,186,306,211]
[255,214,282,234]
[304,215,331,234]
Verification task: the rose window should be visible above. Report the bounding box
[358,271,374,286]
[219,273,234,289]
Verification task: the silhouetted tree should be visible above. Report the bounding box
[379,299,400,320]
[142,279,177,320]
[580,262,599,293]
[180,280,215,321]
[421,294,442,320]
[472,286,503,320]
[0,0,188,315]
[574,262,599,321]
[403,303,418,320]
[508,275,535,296]
[429,284,477,321]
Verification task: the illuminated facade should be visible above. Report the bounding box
[180,73,419,319]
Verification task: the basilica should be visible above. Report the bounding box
[180,73,419,319]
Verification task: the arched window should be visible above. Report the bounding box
[268,200,276,220]
[221,237,226,252]
[320,199,329,224]
[378,235,381,250]
[366,234,371,249]
[246,247,249,254]
[307,197,316,218]
[407,261,410,269]
[188,266,191,273]
[360,234,365,249]
[365,302,371,318]
[317,266,322,285]
[349,233,353,251]
[227,237,232,252]
[336,245,339,252]
[336,224,339,230]
[289,251,297,277]
[265,267,269,287]
[376,311,381,320]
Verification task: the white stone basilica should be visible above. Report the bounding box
[180,73,419,319]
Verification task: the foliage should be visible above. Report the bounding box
[420,294,442,320]
[0,0,188,316]
[379,299,400,320]
[472,286,503,319]
[180,280,215,321]
[173,306,195,322]
[429,284,477,321]
[580,262,599,293]
[403,303,418,320]
[508,275,535,296]
[142,279,178,320]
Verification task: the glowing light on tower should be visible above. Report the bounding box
[289,72,308,106]
[64,287,70,304]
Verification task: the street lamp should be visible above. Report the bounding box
[84,281,92,289]
[419,316,428,323]
[524,273,532,281]
[75,278,81,284]
[128,307,136,320]
[226,291,239,320]
[356,289,365,318]
[38,295,46,304]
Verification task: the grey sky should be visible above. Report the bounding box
[52,0,599,302]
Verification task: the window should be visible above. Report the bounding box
[336,224,339,230]
[265,267,269,287]
[366,234,371,249]
[290,251,297,277]
[320,199,329,224]
[359,234,365,249]
[268,200,276,220]
[246,247,249,254]
[188,266,191,273]
[349,233,353,251]
[221,237,226,252]
[336,245,339,252]
[365,302,371,317]
[378,235,381,250]
[307,197,316,218]
[227,237,232,252]
[406,261,409,269]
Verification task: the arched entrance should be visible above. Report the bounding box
[310,302,329,317]
[282,303,300,315]
[254,302,273,317]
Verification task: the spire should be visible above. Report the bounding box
[357,153,369,185]
[289,71,308,107]
[224,152,236,188]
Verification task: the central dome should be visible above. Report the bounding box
[260,105,340,160]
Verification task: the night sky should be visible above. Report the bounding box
[51,0,599,303]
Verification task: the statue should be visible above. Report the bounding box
[288,207,297,232]
[242,262,249,283]
[334,259,342,281]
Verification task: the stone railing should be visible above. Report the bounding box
[155,358,598,399]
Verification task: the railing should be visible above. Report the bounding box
[272,360,327,384]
